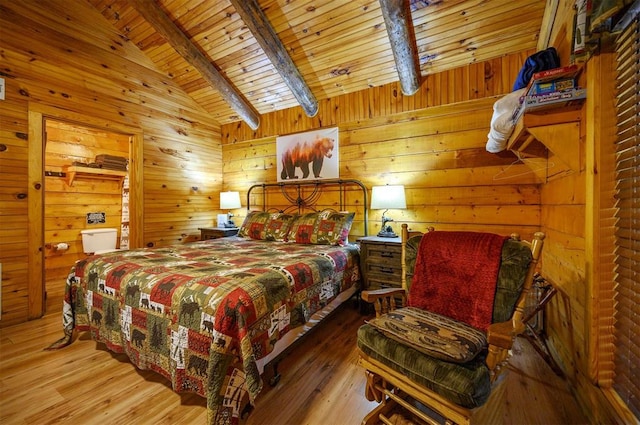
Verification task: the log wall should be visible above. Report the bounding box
[0,0,626,422]
[0,0,222,326]
[221,51,542,240]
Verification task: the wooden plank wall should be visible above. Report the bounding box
[221,50,542,240]
[524,1,627,422]
[0,0,222,326]
[534,2,591,420]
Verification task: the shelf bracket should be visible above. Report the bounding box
[528,122,581,172]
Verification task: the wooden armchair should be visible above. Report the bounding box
[357,224,545,425]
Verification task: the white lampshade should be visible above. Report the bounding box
[371,185,406,210]
[220,191,241,209]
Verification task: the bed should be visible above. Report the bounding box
[49,179,367,425]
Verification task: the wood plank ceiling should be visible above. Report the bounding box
[88,0,546,128]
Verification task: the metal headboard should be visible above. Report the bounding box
[246,179,368,236]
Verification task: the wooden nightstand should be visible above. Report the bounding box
[357,235,403,291]
[199,227,239,240]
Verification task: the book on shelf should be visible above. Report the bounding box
[531,64,582,84]
[531,78,576,95]
[523,88,586,112]
[524,64,583,96]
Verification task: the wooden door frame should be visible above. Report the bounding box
[27,104,144,319]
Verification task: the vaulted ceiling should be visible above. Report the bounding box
[88,0,547,129]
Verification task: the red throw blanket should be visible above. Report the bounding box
[408,231,507,332]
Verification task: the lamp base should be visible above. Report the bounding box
[377,229,398,238]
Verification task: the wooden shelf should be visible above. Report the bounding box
[63,165,127,186]
[507,104,584,172]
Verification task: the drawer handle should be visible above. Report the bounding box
[381,251,395,258]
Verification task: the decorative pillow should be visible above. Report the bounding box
[367,306,488,364]
[288,212,319,244]
[314,210,355,246]
[237,211,271,239]
[288,210,355,245]
[261,213,298,241]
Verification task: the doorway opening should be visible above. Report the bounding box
[27,106,143,320]
[43,119,131,313]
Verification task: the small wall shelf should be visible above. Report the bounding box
[63,165,127,186]
[507,104,584,172]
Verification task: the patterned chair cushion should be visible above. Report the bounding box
[261,213,298,241]
[237,211,271,239]
[357,322,491,409]
[366,307,487,363]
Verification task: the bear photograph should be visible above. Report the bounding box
[276,127,339,181]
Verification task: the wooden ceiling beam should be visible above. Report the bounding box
[128,0,260,130]
[229,0,319,118]
[379,0,421,95]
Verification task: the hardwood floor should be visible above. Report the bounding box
[0,303,588,425]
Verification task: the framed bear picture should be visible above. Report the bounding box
[276,127,339,182]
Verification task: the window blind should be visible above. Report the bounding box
[613,15,640,420]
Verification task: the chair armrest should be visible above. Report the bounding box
[361,288,407,303]
[487,320,516,350]
[361,288,407,316]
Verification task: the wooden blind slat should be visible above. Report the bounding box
[615,169,640,186]
[615,93,640,118]
[615,26,636,59]
[616,281,640,301]
[616,63,639,88]
[614,226,640,241]
[612,15,640,420]
[615,246,640,263]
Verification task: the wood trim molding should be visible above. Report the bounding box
[27,109,44,320]
[537,0,560,50]
[585,50,617,385]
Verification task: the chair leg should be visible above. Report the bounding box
[362,395,399,425]
[363,377,444,425]
[365,370,385,402]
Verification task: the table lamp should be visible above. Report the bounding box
[370,185,406,237]
[220,191,241,228]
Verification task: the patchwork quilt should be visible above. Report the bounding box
[54,237,360,424]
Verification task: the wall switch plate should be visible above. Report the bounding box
[0,77,4,100]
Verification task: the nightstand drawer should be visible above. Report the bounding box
[367,277,402,290]
[366,262,402,276]
[366,244,402,261]
[357,235,403,291]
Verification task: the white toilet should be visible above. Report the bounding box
[81,228,119,255]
